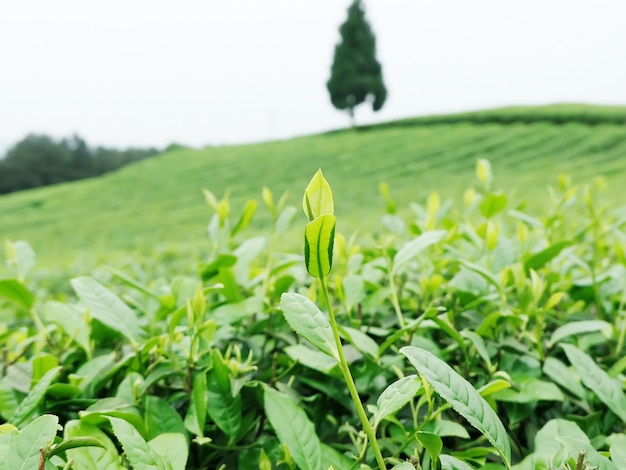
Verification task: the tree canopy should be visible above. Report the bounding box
[0,134,160,195]
[327,0,387,126]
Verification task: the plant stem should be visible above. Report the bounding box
[388,270,406,329]
[319,276,387,470]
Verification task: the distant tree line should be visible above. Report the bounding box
[0,134,162,195]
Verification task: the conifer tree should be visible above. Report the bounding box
[327,0,387,127]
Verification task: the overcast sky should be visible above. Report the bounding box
[1,0,625,151]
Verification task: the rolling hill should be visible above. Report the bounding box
[1,104,626,271]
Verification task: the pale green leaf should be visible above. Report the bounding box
[512,419,616,470]
[302,169,334,221]
[440,454,475,470]
[372,375,421,428]
[393,230,446,274]
[304,214,336,278]
[63,420,124,470]
[401,346,511,467]
[71,276,143,344]
[607,434,626,468]
[479,193,508,218]
[148,433,188,470]
[264,387,322,470]
[109,417,168,470]
[11,367,61,427]
[6,414,58,470]
[548,320,612,348]
[285,344,338,374]
[280,293,339,361]
[0,279,34,309]
[321,443,353,470]
[562,344,626,423]
[542,357,586,399]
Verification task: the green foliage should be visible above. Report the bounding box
[2,105,626,272]
[0,134,160,195]
[4,161,626,468]
[327,0,386,123]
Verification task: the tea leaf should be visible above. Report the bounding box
[302,169,334,221]
[6,414,58,470]
[264,386,322,470]
[393,230,446,274]
[548,320,612,348]
[401,346,511,467]
[372,375,421,428]
[64,420,123,470]
[480,192,508,218]
[11,366,61,427]
[304,214,336,278]
[281,293,339,361]
[71,276,143,345]
[109,417,169,469]
[0,279,34,309]
[417,431,443,467]
[562,344,626,423]
[147,433,188,470]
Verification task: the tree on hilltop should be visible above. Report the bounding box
[327,0,387,127]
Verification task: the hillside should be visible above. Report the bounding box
[1,104,626,270]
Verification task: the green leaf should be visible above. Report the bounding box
[144,396,188,442]
[548,320,612,348]
[280,293,339,361]
[264,386,322,470]
[457,259,502,293]
[0,279,34,309]
[542,357,586,399]
[524,240,570,271]
[493,378,564,403]
[401,346,511,467]
[231,199,257,236]
[440,454,475,470]
[285,344,338,374]
[416,431,443,467]
[392,230,446,274]
[109,417,168,470]
[5,414,58,470]
[513,419,616,470]
[479,192,508,218]
[321,443,353,470]
[11,366,61,427]
[46,437,105,459]
[41,301,91,357]
[184,371,208,438]
[304,214,336,278]
[562,344,626,423]
[302,169,334,221]
[147,433,188,470]
[64,420,123,470]
[339,325,379,359]
[372,375,421,428]
[71,276,143,345]
[391,463,415,470]
[608,434,626,468]
[5,241,35,281]
[206,354,241,441]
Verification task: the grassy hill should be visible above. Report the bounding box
[1,104,626,270]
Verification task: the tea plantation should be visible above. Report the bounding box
[1,105,626,469]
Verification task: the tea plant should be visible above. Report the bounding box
[1,161,626,469]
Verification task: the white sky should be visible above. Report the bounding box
[1,0,625,151]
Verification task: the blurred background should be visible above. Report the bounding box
[1,0,625,271]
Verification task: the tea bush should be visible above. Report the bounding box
[1,162,626,469]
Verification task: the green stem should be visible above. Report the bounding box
[387,260,405,328]
[319,276,387,470]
